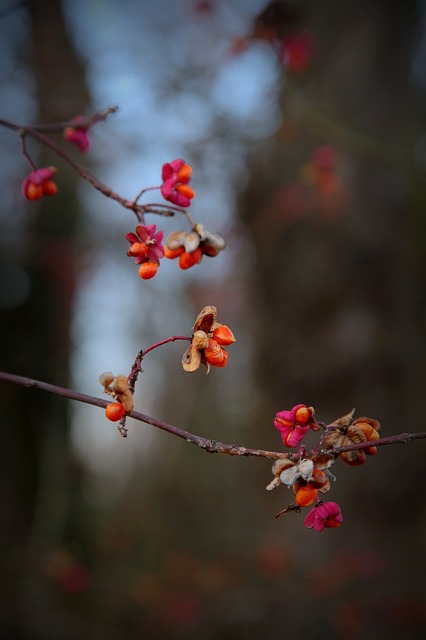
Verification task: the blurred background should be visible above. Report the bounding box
[1,0,426,638]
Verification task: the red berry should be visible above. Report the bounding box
[178,247,203,270]
[42,179,58,196]
[138,261,159,279]
[105,402,126,421]
[25,183,43,200]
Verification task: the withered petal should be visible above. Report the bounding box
[182,343,202,372]
[167,230,187,250]
[184,231,200,253]
[328,409,355,431]
[193,305,217,333]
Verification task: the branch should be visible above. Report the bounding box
[1,371,426,460]
[0,371,286,460]
[0,111,181,223]
[327,431,426,454]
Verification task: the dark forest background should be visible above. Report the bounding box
[0,1,425,638]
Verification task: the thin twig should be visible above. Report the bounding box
[0,113,186,224]
[0,371,286,459]
[1,371,425,459]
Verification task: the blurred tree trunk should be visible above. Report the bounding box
[240,0,425,537]
[242,0,422,428]
[0,0,90,635]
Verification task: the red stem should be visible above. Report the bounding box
[142,335,191,356]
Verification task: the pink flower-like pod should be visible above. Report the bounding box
[161,159,195,207]
[304,501,343,532]
[274,404,316,448]
[63,116,91,152]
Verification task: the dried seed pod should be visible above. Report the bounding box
[166,230,187,250]
[194,223,226,250]
[192,330,209,350]
[182,342,202,372]
[322,429,346,451]
[99,372,115,393]
[183,231,200,253]
[328,409,355,430]
[309,468,328,489]
[339,425,368,466]
[271,457,295,477]
[279,459,314,486]
[193,306,217,333]
[311,453,335,470]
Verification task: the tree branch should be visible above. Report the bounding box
[0,371,287,459]
[1,370,425,461]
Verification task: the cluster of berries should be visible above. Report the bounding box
[101,306,235,434]
[22,117,91,201]
[182,305,235,372]
[269,404,381,532]
[126,159,225,280]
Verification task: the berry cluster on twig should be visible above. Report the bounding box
[0,105,424,534]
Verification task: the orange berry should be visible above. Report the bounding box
[177,163,192,182]
[213,325,236,346]
[309,468,328,489]
[105,402,126,421]
[295,406,311,424]
[204,338,228,367]
[295,485,318,507]
[138,261,159,279]
[164,245,185,259]
[178,247,203,270]
[42,179,58,196]
[175,183,195,199]
[25,183,43,200]
[128,242,148,258]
